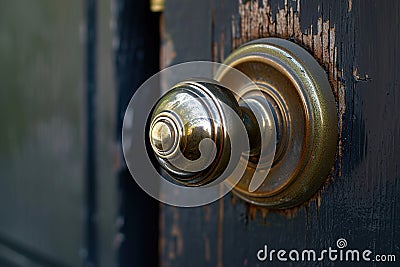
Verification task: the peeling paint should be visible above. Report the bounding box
[168,208,183,260]
[353,67,372,82]
[232,0,345,166]
[227,0,346,212]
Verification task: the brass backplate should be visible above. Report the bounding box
[216,38,338,209]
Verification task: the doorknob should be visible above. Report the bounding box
[143,38,338,208]
[149,79,276,187]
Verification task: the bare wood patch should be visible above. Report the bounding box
[353,67,372,82]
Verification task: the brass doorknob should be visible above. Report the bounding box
[146,38,338,208]
[148,79,276,187]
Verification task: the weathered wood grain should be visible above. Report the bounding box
[160,0,400,266]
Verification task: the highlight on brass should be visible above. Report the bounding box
[122,61,276,207]
[219,38,338,208]
[123,38,337,208]
[148,80,277,190]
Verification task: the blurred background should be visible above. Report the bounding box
[0,0,118,266]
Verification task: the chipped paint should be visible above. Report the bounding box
[232,0,344,145]
[168,208,183,260]
[353,67,372,82]
[226,0,346,212]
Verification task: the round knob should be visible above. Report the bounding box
[148,80,275,186]
[122,38,338,208]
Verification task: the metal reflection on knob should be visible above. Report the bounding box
[148,80,275,187]
[150,115,180,157]
[146,38,338,209]
[215,38,338,208]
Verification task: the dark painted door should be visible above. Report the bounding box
[158,0,400,266]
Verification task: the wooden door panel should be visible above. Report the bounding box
[160,0,399,266]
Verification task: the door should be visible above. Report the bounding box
[156,0,400,266]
